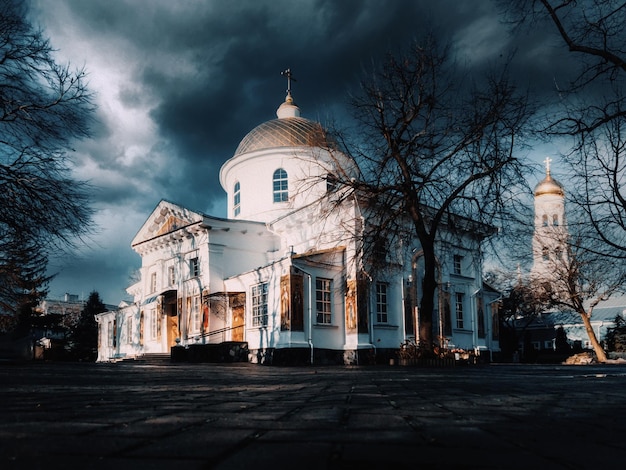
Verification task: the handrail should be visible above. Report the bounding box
[201,324,244,338]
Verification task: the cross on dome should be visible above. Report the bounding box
[544,157,552,176]
[281,68,296,97]
[277,68,300,118]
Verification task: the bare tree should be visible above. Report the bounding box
[528,219,626,362]
[0,0,94,311]
[501,0,626,255]
[331,36,530,350]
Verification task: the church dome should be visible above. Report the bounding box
[234,116,334,157]
[534,173,564,197]
[220,81,356,223]
[534,158,564,197]
[233,92,335,157]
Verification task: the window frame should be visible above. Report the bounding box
[191,295,201,333]
[233,181,241,216]
[107,321,114,347]
[453,254,463,275]
[127,316,133,344]
[375,282,388,323]
[326,173,338,192]
[190,257,199,277]
[455,292,464,329]
[251,283,269,327]
[150,272,157,293]
[168,266,175,286]
[150,308,158,340]
[272,168,289,203]
[316,278,332,325]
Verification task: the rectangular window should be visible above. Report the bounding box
[150,272,157,293]
[127,317,133,344]
[455,293,464,329]
[453,255,463,275]
[190,257,199,277]
[316,278,332,324]
[168,266,175,286]
[375,282,388,323]
[150,308,158,339]
[190,295,201,332]
[107,321,114,347]
[252,283,268,327]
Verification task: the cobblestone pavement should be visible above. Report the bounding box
[1,361,626,469]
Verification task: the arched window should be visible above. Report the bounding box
[273,168,288,202]
[553,214,559,226]
[233,181,241,216]
[542,246,549,261]
[326,173,338,193]
[542,214,548,227]
[555,246,562,260]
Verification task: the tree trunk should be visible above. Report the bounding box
[419,245,437,352]
[579,310,607,363]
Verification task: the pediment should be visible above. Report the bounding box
[154,215,187,237]
[132,200,204,246]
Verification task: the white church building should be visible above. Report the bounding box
[95,85,501,365]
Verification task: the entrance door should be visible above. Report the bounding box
[166,306,179,347]
[232,306,244,342]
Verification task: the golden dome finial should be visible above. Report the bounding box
[544,157,552,177]
[277,68,300,119]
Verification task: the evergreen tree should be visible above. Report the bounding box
[0,230,51,340]
[69,291,105,361]
[555,326,571,354]
[606,315,626,352]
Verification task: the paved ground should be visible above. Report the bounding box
[1,361,626,469]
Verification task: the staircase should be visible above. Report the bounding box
[129,353,171,364]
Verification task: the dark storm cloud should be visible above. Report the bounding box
[46,0,575,213]
[128,0,515,212]
[28,0,590,303]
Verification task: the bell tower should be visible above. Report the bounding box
[531,158,567,280]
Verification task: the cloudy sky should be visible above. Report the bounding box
[25,0,577,304]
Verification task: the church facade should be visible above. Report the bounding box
[95,89,501,365]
